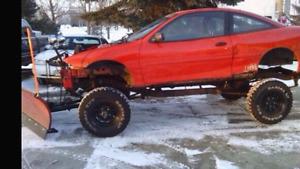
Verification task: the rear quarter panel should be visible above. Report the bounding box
[230,26,300,75]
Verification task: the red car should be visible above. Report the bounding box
[65,8,300,86]
[23,8,300,138]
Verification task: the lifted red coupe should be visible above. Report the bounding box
[22,8,300,138]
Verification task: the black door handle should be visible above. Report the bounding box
[215,42,227,47]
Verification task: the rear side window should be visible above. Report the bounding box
[232,14,272,34]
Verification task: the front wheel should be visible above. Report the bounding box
[79,87,130,137]
[246,79,293,124]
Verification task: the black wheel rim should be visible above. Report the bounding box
[89,102,120,127]
[259,90,287,118]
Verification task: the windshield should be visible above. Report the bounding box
[127,17,167,42]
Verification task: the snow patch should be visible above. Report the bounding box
[228,133,300,155]
[60,25,88,36]
[22,127,82,149]
[101,26,132,43]
[214,155,239,169]
[84,138,165,168]
[184,148,203,156]
[22,64,32,69]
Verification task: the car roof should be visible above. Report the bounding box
[172,7,282,27]
[64,34,104,38]
[174,7,253,15]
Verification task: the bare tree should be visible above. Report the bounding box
[292,4,300,25]
[77,0,108,34]
[37,0,69,24]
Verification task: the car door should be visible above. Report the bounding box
[228,13,278,76]
[140,11,233,85]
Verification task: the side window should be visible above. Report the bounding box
[232,14,272,33]
[160,12,225,41]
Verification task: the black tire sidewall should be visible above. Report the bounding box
[249,81,292,124]
[79,88,130,137]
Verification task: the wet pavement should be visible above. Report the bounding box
[22,77,300,169]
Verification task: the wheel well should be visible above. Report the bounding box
[87,60,131,85]
[256,48,299,83]
[259,48,295,66]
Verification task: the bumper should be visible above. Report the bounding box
[36,63,61,78]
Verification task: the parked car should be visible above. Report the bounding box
[35,35,108,83]
[22,8,300,139]
[60,8,300,137]
[21,19,48,66]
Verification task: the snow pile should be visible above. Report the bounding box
[59,25,88,36]
[58,24,132,42]
[101,26,132,43]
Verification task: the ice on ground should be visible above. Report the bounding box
[21,76,300,168]
[22,128,82,149]
[214,155,239,169]
[85,145,163,168]
[184,148,204,156]
[227,132,300,155]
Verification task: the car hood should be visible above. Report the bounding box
[64,42,140,69]
[35,50,74,61]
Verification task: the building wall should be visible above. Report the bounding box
[221,0,277,19]
[290,0,300,16]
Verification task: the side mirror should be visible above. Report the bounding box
[151,32,164,43]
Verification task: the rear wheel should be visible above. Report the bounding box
[79,87,130,137]
[246,79,293,124]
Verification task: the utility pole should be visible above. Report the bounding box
[284,0,291,15]
[87,0,91,34]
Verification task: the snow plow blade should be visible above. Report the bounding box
[22,89,52,139]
